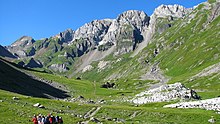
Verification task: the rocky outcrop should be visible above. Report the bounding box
[101,82,115,88]
[164,97,220,112]
[11,36,35,47]
[131,4,192,57]
[192,62,220,78]
[100,10,149,55]
[49,64,69,72]
[69,10,149,55]
[14,50,27,58]
[54,29,74,43]
[72,19,112,45]
[82,65,93,73]
[132,83,199,104]
[7,36,36,58]
[209,1,220,22]
[98,61,109,71]
[115,24,136,55]
[33,103,45,109]
[117,10,149,30]
[154,4,192,18]
[0,45,16,58]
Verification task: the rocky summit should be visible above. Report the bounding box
[0,0,220,123]
[0,4,191,72]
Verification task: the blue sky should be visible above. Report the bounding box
[0,0,206,46]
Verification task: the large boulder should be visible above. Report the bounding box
[49,64,69,73]
[132,82,200,104]
[101,82,115,88]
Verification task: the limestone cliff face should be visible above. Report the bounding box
[1,4,197,73]
[72,19,112,45]
[101,10,150,55]
[67,10,149,55]
[153,4,192,18]
[6,5,189,59]
[54,29,75,43]
[131,4,192,56]
[7,36,36,58]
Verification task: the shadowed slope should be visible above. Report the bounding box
[0,45,16,58]
[0,57,69,99]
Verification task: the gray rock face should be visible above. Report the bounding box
[14,50,27,58]
[100,10,149,47]
[61,28,74,42]
[7,36,36,58]
[11,36,35,47]
[54,29,75,43]
[0,45,16,58]
[131,4,192,56]
[72,19,112,45]
[154,4,192,18]
[117,10,150,30]
[68,10,149,55]
[114,24,135,55]
[49,64,69,72]
[209,1,220,22]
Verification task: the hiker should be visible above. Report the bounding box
[37,114,42,124]
[41,116,45,124]
[32,115,38,124]
[58,117,63,124]
[32,113,62,124]
[52,115,56,123]
[44,115,50,124]
[55,116,59,123]
[49,115,53,124]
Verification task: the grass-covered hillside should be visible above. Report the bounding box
[79,1,220,99]
[0,58,219,124]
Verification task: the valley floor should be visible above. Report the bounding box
[0,71,219,124]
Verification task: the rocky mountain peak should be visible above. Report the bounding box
[117,10,150,29]
[11,36,35,47]
[54,28,75,43]
[153,4,192,18]
[71,19,112,44]
[6,36,36,58]
[99,10,149,46]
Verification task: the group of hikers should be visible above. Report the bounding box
[32,113,63,124]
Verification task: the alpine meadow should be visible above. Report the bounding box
[0,0,220,123]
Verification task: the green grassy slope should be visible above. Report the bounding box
[0,79,218,124]
[0,57,69,99]
[148,3,220,99]
[79,1,220,99]
[0,57,219,123]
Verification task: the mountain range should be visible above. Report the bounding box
[1,1,219,80]
[0,0,220,123]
